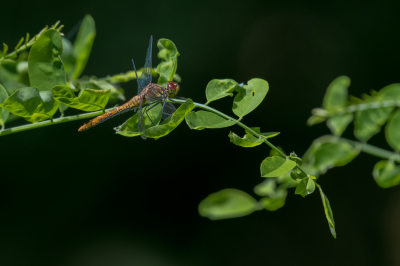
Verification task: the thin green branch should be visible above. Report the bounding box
[0,107,118,137]
[341,137,400,163]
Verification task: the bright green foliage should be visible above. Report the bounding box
[373,160,400,188]
[295,176,315,197]
[323,76,350,111]
[327,113,353,136]
[198,189,260,220]
[185,110,235,130]
[354,106,393,142]
[27,29,65,121]
[302,136,359,175]
[385,109,400,151]
[116,99,194,139]
[52,85,110,111]
[0,84,9,129]
[205,79,239,104]
[3,87,59,122]
[261,156,296,178]
[233,78,269,118]
[71,15,96,81]
[157,39,179,87]
[259,191,287,211]
[254,179,276,196]
[290,169,306,180]
[379,83,400,100]
[317,185,336,238]
[228,131,263,147]
[84,80,125,103]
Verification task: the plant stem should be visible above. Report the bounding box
[341,137,400,163]
[0,107,118,137]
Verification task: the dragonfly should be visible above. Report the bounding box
[78,36,180,139]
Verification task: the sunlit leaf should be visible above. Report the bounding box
[71,15,96,81]
[373,160,400,188]
[28,29,65,121]
[290,169,306,180]
[260,156,296,178]
[307,115,327,126]
[323,76,350,111]
[85,80,125,103]
[53,85,110,111]
[185,110,235,130]
[199,189,260,220]
[316,184,336,238]
[260,132,280,138]
[205,79,239,104]
[116,99,194,138]
[385,109,400,151]
[228,131,263,147]
[327,113,353,136]
[3,87,58,122]
[233,78,269,118]
[289,152,302,166]
[379,83,400,100]
[157,39,179,87]
[295,176,315,197]
[0,84,9,128]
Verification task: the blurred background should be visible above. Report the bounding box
[1,0,400,265]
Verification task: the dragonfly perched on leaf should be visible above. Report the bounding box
[78,36,181,139]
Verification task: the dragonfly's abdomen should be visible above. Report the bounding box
[78,95,143,132]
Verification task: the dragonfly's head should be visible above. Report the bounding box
[167,81,180,98]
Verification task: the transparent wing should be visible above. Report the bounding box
[138,35,153,95]
[132,59,143,92]
[161,101,177,120]
[138,100,147,140]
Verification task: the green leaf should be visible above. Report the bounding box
[52,85,110,111]
[323,76,350,111]
[385,109,400,151]
[27,29,65,120]
[71,14,96,81]
[302,136,359,175]
[373,160,400,188]
[84,80,125,103]
[3,87,58,122]
[116,99,194,138]
[307,115,327,126]
[254,179,276,196]
[290,169,305,180]
[354,107,393,142]
[260,132,280,138]
[205,79,239,104]
[228,131,263,147]
[60,37,74,76]
[156,39,179,87]
[185,110,235,130]
[316,184,336,238]
[259,189,287,211]
[0,84,9,128]
[198,189,260,220]
[295,176,315,197]
[233,78,269,118]
[327,113,353,136]
[379,83,400,100]
[260,156,296,178]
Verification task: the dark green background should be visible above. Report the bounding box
[1,0,400,265]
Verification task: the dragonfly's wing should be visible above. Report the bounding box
[162,101,177,120]
[132,59,143,92]
[138,100,147,140]
[137,36,153,95]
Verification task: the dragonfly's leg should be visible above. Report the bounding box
[168,98,176,103]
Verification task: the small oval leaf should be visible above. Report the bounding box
[316,184,336,239]
[386,109,400,151]
[228,131,263,148]
[233,78,269,118]
[157,39,179,87]
[0,84,9,128]
[205,79,239,104]
[373,160,400,188]
[199,189,260,220]
[323,76,350,111]
[185,110,235,130]
[295,176,315,197]
[260,156,296,178]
